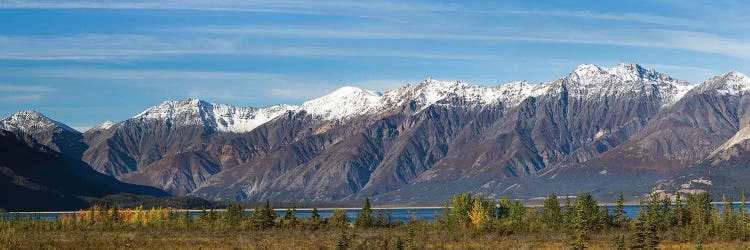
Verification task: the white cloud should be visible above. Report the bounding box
[0,34,500,61]
[170,25,750,59]
[491,9,704,28]
[0,85,56,92]
[0,94,44,102]
[0,0,456,18]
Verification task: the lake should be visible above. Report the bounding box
[7,204,748,222]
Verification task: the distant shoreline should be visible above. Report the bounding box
[9,201,747,214]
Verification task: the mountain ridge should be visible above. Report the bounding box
[5,62,750,204]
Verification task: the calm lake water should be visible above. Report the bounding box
[8,204,749,222]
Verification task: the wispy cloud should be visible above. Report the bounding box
[0,94,44,102]
[0,0,700,28]
[0,84,56,102]
[0,0,456,18]
[0,67,287,80]
[0,85,56,92]
[171,25,750,59]
[492,9,704,28]
[0,34,499,61]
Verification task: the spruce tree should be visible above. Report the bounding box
[569,193,598,249]
[334,229,350,250]
[355,197,374,228]
[563,195,573,227]
[329,209,349,229]
[630,220,646,250]
[542,193,562,229]
[739,191,748,223]
[615,192,626,227]
[251,200,276,229]
[448,193,473,227]
[307,207,323,230]
[283,206,298,228]
[613,234,626,250]
[675,192,685,226]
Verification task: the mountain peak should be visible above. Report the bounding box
[700,70,750,96]
[88,120,117,132]
[133,98,296,133]
[1,110,78,135]
[570,63,669,83]
[562,63,693,107]
[328,86,382,97]
[299,86,383,120]
[722,70,749,80]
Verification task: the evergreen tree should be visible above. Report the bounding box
[643,218,659,250]
[630,220,646,250]
[283,206,298,228]
[251,200,276,230]
[615,192,626,227]
[355,197,374,228]
[660,195,674,229]
[334,229,350,250]
[542,193,562,229]
[675,192,686,226]
[447,193,473,227]
[722,195,737,240]
[738,191,748,224]
[224,203,244,228]
[613,234,626,250]
[563,195,574,227]
[329,209,349,229]
[305,207,323,230]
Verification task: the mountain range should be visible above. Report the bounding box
[3,63,750,205]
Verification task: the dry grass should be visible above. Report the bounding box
[3,228,749,250]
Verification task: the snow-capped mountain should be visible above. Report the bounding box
[297,86,383,120]
[696,71,750,96]
[556,63,694,106]
[0,110,86,158]
[1,110,78,135]
[133,98,297,133]
[11,62,750,204]
[88,120,117,132]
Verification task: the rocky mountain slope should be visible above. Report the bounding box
[0,130,167,211]
[4,63,750,204]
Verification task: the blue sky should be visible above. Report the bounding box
[1,0,749,131]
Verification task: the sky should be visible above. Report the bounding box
[1,0,749,131]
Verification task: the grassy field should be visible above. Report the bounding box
[3,228,749,250]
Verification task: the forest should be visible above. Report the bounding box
[1,192,749,249]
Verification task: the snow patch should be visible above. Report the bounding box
[562,63,694,107]
[134,99,297,133]
[0,110,79,135]
[297,86,383,120]
[698,71,750,96]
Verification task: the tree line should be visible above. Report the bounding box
[2,192,750,249]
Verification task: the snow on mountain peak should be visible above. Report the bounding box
[0,110,78,135]
[298,86,383,120]
[702,71,750,96]
[564,63,694,106]
[133,98,296,133]
[413,78,501,106]
[495,80,550,106]
[88,120,117,132]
